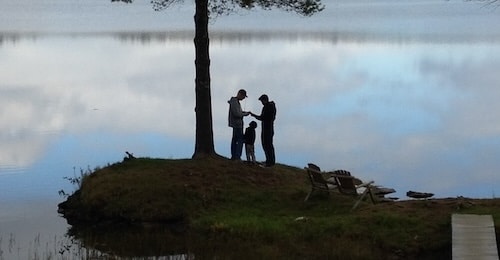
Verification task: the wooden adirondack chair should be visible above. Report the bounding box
[305,164,377,210]
[304,165,338,202]
[328,171,375,210]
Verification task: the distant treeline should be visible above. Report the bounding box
[2,30,500,45]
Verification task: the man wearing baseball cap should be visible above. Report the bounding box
[228,89,250,160]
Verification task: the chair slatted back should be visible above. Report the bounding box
[332,169,351,176]
[331,170,357,195]
[305,167,329,189]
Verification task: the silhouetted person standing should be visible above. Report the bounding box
[228,89,250,160]
[251,94,276,167]
[244,121,258,163]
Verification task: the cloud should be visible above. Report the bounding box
[2,34,500,199]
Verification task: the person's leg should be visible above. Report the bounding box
[249,144,256,163]
[233,127,244,160]
[245,144,251,162]
[261,130,270,166]
[262,128,275,166]
[269,127,275,165]
[231,128,238,159]
[268,139,275,165]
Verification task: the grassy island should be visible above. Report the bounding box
[58,157,500,259]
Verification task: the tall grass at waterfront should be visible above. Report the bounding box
[0,232,192,259]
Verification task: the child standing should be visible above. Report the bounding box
[244,121,257,163]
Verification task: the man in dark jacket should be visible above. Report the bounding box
[251,94,276,167]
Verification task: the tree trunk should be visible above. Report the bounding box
[192,0,217,159]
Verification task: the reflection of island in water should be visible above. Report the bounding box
[64,224,193,259]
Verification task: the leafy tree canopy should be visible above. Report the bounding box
[112,0,324,17]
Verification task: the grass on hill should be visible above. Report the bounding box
[58,157,500,259]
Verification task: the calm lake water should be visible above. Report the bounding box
[2,0,500,258]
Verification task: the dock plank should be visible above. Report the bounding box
[452,214,499,260]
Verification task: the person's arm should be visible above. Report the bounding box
[230,99,249,118]
[250,110,262,120]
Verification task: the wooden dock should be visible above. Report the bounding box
[452,214,499,260]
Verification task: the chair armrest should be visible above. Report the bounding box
[328,173,355,179]
[357,181,374,188]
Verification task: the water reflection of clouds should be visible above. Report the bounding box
[210,39,500,198]
[0,37,196,174]
[0,83,67,169]
[2,34,500,198]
